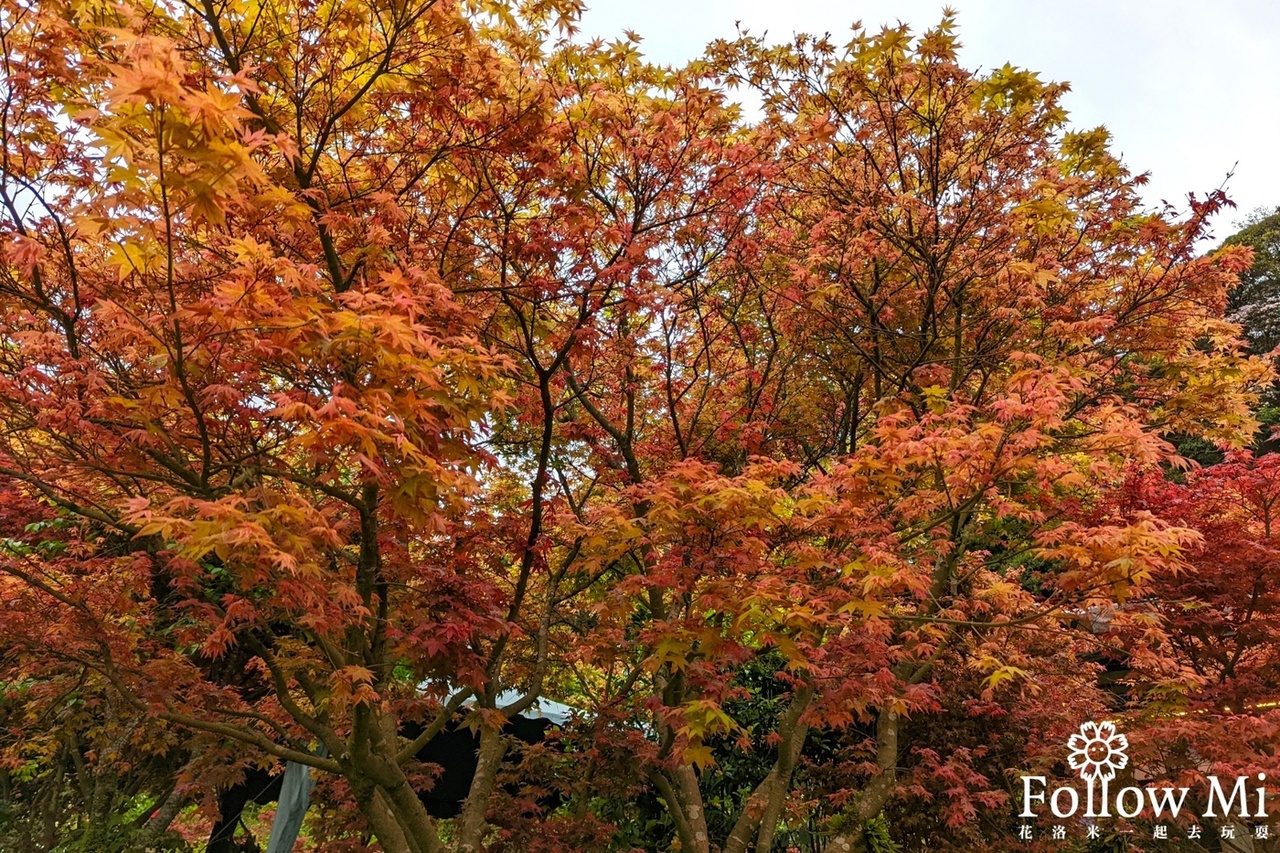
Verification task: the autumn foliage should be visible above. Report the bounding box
[0,0,1274,850]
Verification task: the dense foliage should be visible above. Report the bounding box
[1225,207,1280,359]
[0,1,1275,850]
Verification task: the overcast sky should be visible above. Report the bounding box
[577,0,1280,241]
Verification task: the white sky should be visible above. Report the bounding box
[577,0,1280,241]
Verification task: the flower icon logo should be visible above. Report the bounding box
[1067,720,1129,782]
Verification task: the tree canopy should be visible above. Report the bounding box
[0,1,1275,851]
[1225,207,1280,358]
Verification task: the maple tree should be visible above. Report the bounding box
[0,1,1273,850]
[1099,457,1280,834]
[559,18,1266,853]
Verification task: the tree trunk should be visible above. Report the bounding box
[353,783,417,853]
[826,710,900,853]
[453,724,507,853]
